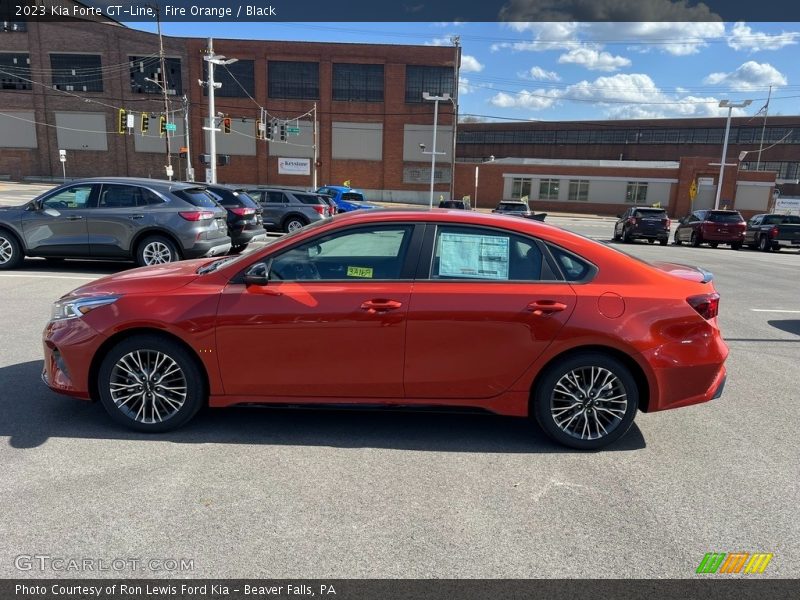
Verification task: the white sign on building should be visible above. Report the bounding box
[278,157,311,176]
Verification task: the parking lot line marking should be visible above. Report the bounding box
[0,274,98,280]
[750,309,800,313]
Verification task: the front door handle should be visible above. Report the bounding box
[129,214,145,220]
[361,299,403,313]
[66,215,84,221]
[526,300,568,315]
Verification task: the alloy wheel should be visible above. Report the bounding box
[286,220,304,233]
[109,350,187,424]
[142,241,174,265]
[0,237,13,264]
[549,366,628,441]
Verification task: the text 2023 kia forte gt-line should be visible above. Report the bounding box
[42,209,728,450]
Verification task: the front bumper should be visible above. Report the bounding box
[42,318,106,400]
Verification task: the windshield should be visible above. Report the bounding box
[634,209,666,218]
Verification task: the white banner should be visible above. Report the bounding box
[278,157,310,176]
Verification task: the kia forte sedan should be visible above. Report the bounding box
[42,210,728,450]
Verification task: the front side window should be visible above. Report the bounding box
[97,184,148,208]
[267,191,287,204]
[625,182,648,204]
[41,185,95,210]
[269,225,414,281]
[50,53,103,92]
[268,61,319,100]
[539,179,560,201]
[429,226,544,282]
[568,180,589,201]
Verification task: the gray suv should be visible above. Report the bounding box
[245,187,330,233]
[0,178,231,270]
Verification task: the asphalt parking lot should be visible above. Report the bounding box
[1,187,798,578]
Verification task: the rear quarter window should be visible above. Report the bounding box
[547,244,596,282]
[172,188,220,208]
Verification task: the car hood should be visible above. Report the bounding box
[64,259,212,298]
[650,261,713,283]
[0,204,26,211]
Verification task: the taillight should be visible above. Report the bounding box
[179,211,215,221]
[230,207,256,217]
[769,225,779,239]
[687,293,720,320]
[663,218,671,228]
[312,205,327,216]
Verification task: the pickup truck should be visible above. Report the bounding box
[744,213,800,252]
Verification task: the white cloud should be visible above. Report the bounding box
[459,77,478,95]
[557,47,631,71]
[704,61,787,91]
[491,22,582,52]
[460,55,484,73]
[489,89,561,111]
[727,22,800,52]
[425,37,452,47]
[522,66,562,82]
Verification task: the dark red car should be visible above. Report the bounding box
[674,209,746,249]
[43,210,728,450]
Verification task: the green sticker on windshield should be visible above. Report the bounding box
[347,266,373,278]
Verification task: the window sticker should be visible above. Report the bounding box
[346,266,374,278]
[438,232,510,280]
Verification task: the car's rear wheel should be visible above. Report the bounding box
[136,235,179,267]
[533,353,639,450]
[709,242,718,248]
[674,232,682,246]
[758,235,773,252]
[622,227,633,243]
[691,231,702,247]
[0,232,23,270]
[283,217,307,233]
[97,334,205,432]
[731,242,742,250]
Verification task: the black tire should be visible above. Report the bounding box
[622,227,633,243]
[758,235,772,252]
[532,352,639,451]
[691,231,702,247]
[731,242,742,251]
[674,233,682,246]
[612,229,622,241]
[648,239,656,244]
[0,230,24,270]
[283,216,307,233]
[659,238,668,246]
[709,242,718,248]
[136,235,180,267]
[97,334,205,433]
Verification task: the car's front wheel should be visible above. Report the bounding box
[691,231,702,247]
[758,235,773,252]
[0,231,23,270]
[136,235,180,266]
[97,334,205,432]
[533,353,639,450]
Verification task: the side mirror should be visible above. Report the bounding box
[244,260,271,286]
[307,244,322,258]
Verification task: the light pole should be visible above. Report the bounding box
[474,155,494,210]
[715,99,752,209]
[144,76,174,180]
[422,92,450,208]
[201,38,237,184]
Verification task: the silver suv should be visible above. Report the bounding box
[0,178,231,269]
[245,187,330,233]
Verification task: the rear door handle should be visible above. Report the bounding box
[361,299,403,313]
[526,300,568,315]
[66,215,84,221]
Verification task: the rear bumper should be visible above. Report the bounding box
[702,231,744,243]
[183,238,232,259]
[631,230,669,240]
[230,226,267,247]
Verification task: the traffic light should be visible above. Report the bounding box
[266,119,277,141]
[159,115,166,136]
[256,120,263,140]
[279,123,287,142]
[118,109,127,134]
[141,113,149,134]
[223,117,231,134]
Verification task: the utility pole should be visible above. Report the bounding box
[154,5,173,180]
[756,85,772,171]
[201,39,237,184]
[183,94,194,181]
[422,92,449,208]
[312,102,318,190]
[449,36,460,202]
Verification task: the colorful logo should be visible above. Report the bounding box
[696,552,773,574]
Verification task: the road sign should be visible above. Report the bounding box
[165,123,177,132]
[286,126,301,135]
[59,149,66,162]
[689,179,698,201]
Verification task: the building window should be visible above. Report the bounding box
[129,56,182,95]
[511,178,532,200]
[202,59,254,98]
[626,182,648,204]
[268,61,319,100]
[50,54,103,92]
[539,179,560,200]
[568,180,589,201]
[333,63,384,102]
[0,52,31,90]
[405,65,454,103]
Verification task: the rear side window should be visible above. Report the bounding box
[294,193,325,205]
[707,211,743,223]
[216,190,259,208]
[173,188,219,208]
[547,244,595,282]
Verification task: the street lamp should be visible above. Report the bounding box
[474,155,495,210]
[202,38,237,184]
[422,92,450,208]
[715,99,752,209]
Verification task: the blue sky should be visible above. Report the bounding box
[132,21,800,122]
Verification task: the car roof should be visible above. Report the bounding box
[68,177,202,193]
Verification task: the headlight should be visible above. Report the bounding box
[50,295,120,321]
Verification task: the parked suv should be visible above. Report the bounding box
[315,185,379,213]
[614,207,670,245]
[674,209,746,249]
[202,184,267,251]
[245,187,330,233]
[0,178,230,269]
